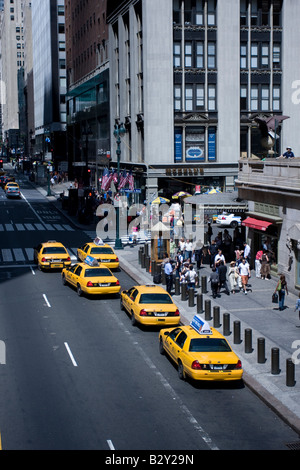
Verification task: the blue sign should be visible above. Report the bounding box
[175,131,183,162]
[208,127,216,161]
[186,146,204,162]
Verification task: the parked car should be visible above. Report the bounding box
[216,213,241,228]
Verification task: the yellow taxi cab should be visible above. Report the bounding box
[4,181,19,192]
[120,284,180,327]
[77,239,119,269]
[61,256,121,297]
[159,315,243,382]
[33,241,71,271]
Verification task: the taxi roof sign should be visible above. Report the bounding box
[84,255,100,267]
[190,314,212,335]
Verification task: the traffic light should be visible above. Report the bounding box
[0,159,3,169]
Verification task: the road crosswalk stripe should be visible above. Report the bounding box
[24,224,35,230]
[15,224,26,231]
[0,222,75,232]
[13,248,26,262]
[5,224,14,231]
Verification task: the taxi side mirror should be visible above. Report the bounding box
[163,331,170,336]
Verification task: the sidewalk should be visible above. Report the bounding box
[33,176,300,435]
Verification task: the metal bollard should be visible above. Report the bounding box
[197,293,203,313]
[145,256,150,273]
[244,328,252,353]
[188,288,194,307]
[141,251,146,269]
[204,299,211,320]
[181,283,187,301]
[271,347,280,375]
[233,320,241,344]
[223,313,230,336]
[213,306,220,328]
[257,337,265,364]
[175,277,180,296]
[144,243,149,257]
[138,247,142,264]
[201,276,207,294]
[286,358,295,387]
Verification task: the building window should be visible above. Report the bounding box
[174,85,182,111]
[196,84,204,109]
[240,43,247,69]
[185,85,193,111]
[240,85,248,110]
[185,42,192,68]
[208,84,216,110]
[261,43,269,68]
[273,43,281,69]
[251,43,258,68]
[273,86,281,111]
[196,42,204,68]
[174,42,181,67]
[261,85,269,111]
[207,42,216,68]
[251,85,258,110]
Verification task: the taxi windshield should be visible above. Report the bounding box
[189,338,231,352]
[43,247,67,254]
[139,293,172,304]
[90,247,114,254]
[84,268,113,277]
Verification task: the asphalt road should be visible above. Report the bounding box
[0,176,299,450]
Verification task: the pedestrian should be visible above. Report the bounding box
[185,264,198,291]
[228,260,237,294]
[164,258,173,294]
[274,274,288,311]
[218,260,230,295]
[170,237,176,259]
[214,249,226,267]
[280,146,295,159]
[209,267,219,299]
[223,229,232,258]
[206,222,213,243]
[255,248,263,278]
[208,240,218,268]
[294,293,300,327]
[260,249,270,280]
[185,239,193,260]
[238,258,250,294]
[194,246,203,270]
[243,241,251,265]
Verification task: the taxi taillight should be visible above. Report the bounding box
[174,309,180,316]
[139,309,147,316]
[41,257,47,263]
[87,281,94,287]
[66,256,71,262]
[191,360,203,370]
[116,257,119,262]
[116,279,120,285]
[235,360,242,369]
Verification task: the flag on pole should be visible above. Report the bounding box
[118,169,128,190]
[101,168,110,191]
[112,169,118,185]
[127,170,134,191]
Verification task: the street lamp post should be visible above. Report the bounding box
[113,122,126,250]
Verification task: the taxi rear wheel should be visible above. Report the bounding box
[159,338,165,355]
[177,361,186,381]
[77,284,83,296]
[131,311,137,326]
[62,274,67,285]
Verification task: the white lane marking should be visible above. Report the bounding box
[30,266,35,275]
[113,314,219,451]
[64,342,78,367]
[107,440,115,450]
[43,294,51,308]
[21,192,46,225]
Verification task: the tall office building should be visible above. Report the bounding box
[65,0,109,184]
[0,0,24,152]
[107,0,299,200]
[31,0,66,166]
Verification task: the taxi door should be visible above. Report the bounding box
[164,328,182,361]
[124,288,138,313]
[77,244,89,262]
[172,331,188,364]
